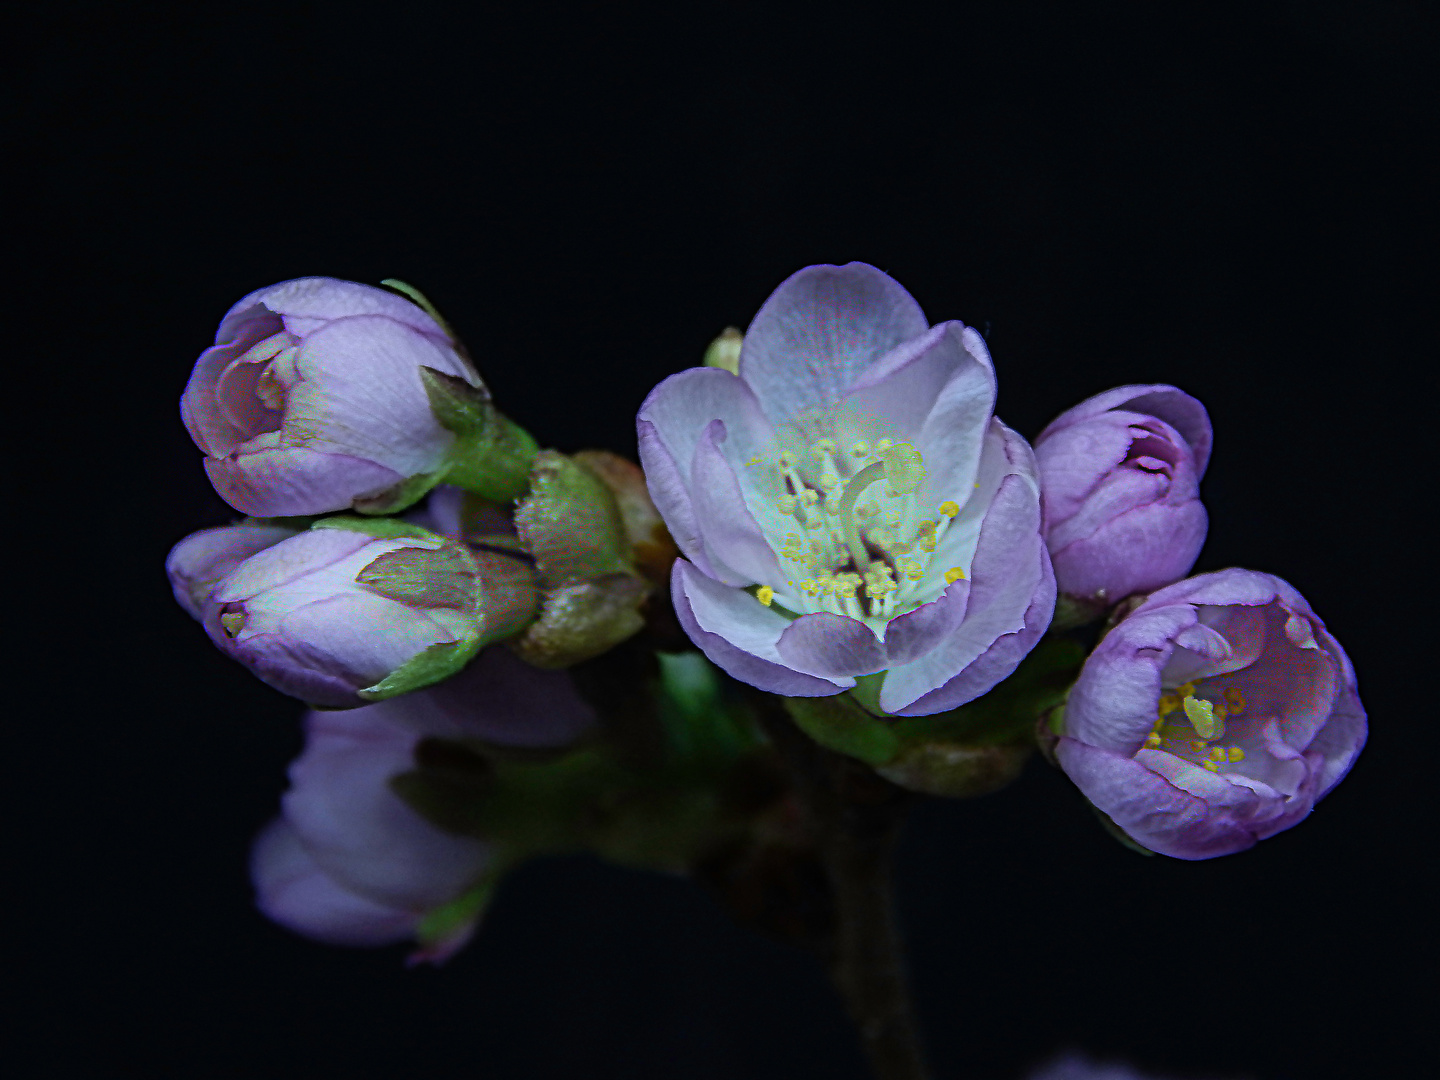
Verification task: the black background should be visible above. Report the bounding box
[15,3,1434,1078]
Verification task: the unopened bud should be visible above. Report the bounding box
[702,327,743,375]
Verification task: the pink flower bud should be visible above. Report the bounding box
[168,521,534,707]
[181,277,484,516]
[251,705,492,956]
[1034,386,1211,605]
[1055,569,1366,858]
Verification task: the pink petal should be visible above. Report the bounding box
[776,612,887,678]
[205,447,405,516]
[672,559,847,696]
[690,419,782,586]
[252,818,418,947]
[738,263,929,422]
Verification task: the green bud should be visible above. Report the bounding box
[509,451,652,666]
[702,326,743,374]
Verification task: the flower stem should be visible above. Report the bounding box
[755,701,932,1080]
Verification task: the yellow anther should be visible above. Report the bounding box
[811,439,837,460]
[856,502,881,519]
[779,451,798,468]
[891,540,914,555]
[851,441,871,457]
[1176,682,1197,698]
[1189,739,1208,753]
[944,566,966,584]
[1183,695,1223,740]
[1157,694,1180,716]
[746,456,762,466]
[220,611,246,637]
[879,442,926,495]
[774,494,799,514]
[939,501,960,517]
[875,438,893,452]
[1202,760,1220,772]
[819,474,841,492]
[756,586,774,606]
[1208,746,1227,762]
[1144,734,1163,748]
[800,489,820,505]
[804,518,822,531]
[1228,747,1245,763]
[1224,686,1247,712]
[885,511,903,526]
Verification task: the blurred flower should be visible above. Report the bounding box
[638,262,1053,715]
[1055,569,1365,858]
[1026,1050,1241,1080]
[181,277,485,516]
[1035,385,1211,607]
[166,519,535,707]
[251,705,490,959]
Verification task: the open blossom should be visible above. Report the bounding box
[166,521,534,707]
[639,263,1054,715]
[1035,385,1211,605]
[252,706,490,957]
[181,277,483,516]
[1055,569,1366,858]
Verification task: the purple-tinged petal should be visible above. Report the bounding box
[211,627,372,707]
[251,818,418,947]
[1056,739,1258,860]
[637,366,773,473]
[376,646,597,748]
[776,613,887,679]
[181,309,287,457]
[636,418,715,578]
[286,317,470,471]
[892,559,1054,716]
[1036,384,1212,476]
[166,523,298,619]
[912,326,1000,509]
[205,447,406,517]
[1308,688,1367,799]
[213,528,374,601]
[283,709,490,912]
[1049,499,1208,602]
[879,451,1051,713]
[1066,603,1199,751]
[842,322,968,438]
[739,263,929,421]
[672,559,847,696]
[691,420,783,586]
[881,579,971,667]
[220,277,452,346]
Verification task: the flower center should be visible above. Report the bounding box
[748,434,966,627]
[1145,682,1249,770]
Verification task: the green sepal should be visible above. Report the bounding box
[360,640,481,702]
[413,875,495,954]
[311,515,441,542]
[350,470,446,516]
[509,575,647,668]
[515,451,634,587]
[380,279,464,347]
[310,517,537,702]
[420,367,538,503]
[782,694,901,766]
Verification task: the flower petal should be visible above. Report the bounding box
[220,277,452,346]
[205,447,405,517]
[672,559,848,696]
[283,709,490,911]
[181,307,285,456]
[739,263,929,422]
[1056,738,1258,859]
[166,523,298,619]
[776,612,887,678]
[881,578,971,667]
[1036,384,1212,477]
[691,420,783,586]
[879,429,1052,714]
[214,528,374,601]
[636,418,714,578]
[912,326,1000,506]
[251,818,418,947]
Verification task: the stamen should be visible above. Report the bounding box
[944,567,965,583]
[939,501,960,518]
[220,612,246,637]
[1228,747,1245,762]
[756,586,774,606]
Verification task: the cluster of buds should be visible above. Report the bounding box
[168,265,1366,967]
